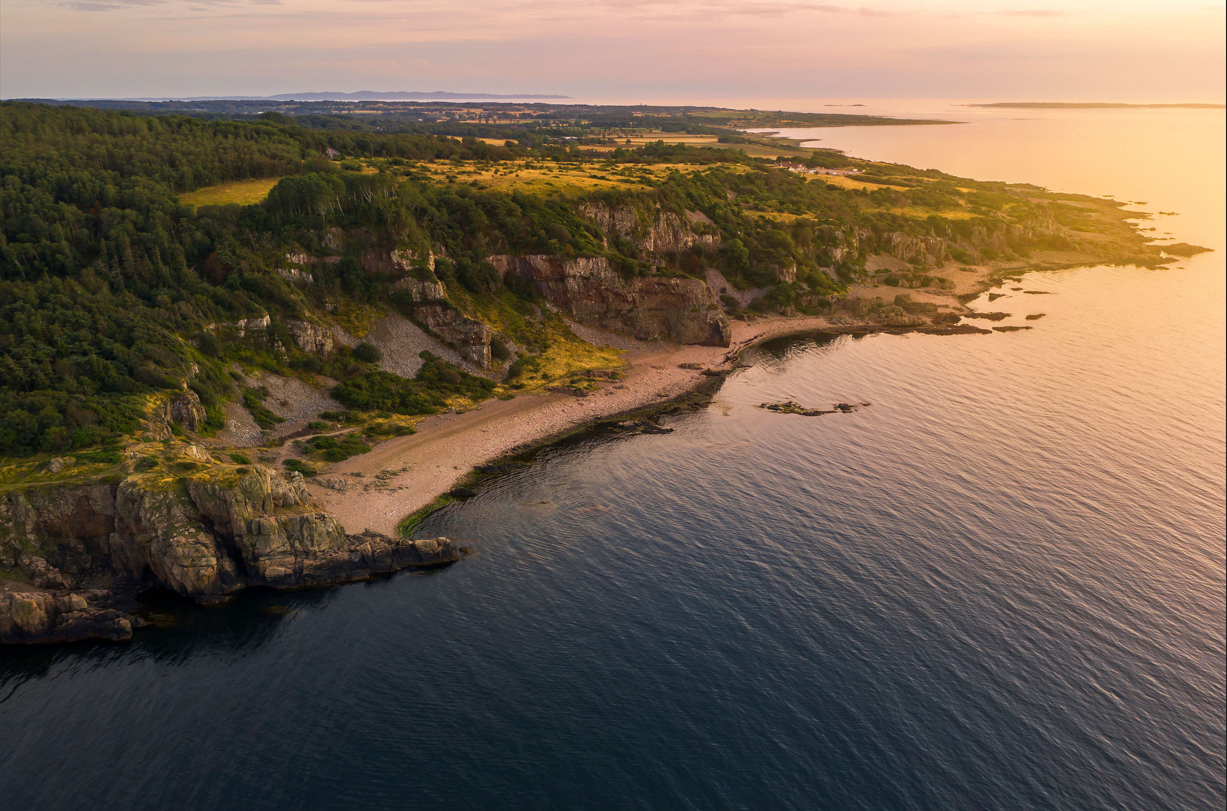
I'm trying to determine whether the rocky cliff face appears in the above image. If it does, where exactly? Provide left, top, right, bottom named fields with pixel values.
left=580, top=203, right=720, bottom=256
left=883, top=232, right=948, bottom=266
left=490, top=255, right=731, bottom=347
left=0, top=465, right=460, bottom=644
left=287, top=320, right=335, bottom=355
left=412, top=304, right=493, bottom=368
left=148, top=391, right=209, bottom=440
left=393, top=276, right=447, bottom=303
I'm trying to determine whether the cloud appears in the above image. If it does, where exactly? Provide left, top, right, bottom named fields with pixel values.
left=60, top=0, right=163, bottom=10
left=997, top=9, right=1066, bottom=17
left=59, top=0, right=279, bottom=10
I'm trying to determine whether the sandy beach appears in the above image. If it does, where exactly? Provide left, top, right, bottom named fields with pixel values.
left=308, top=314, right=842, bottom=535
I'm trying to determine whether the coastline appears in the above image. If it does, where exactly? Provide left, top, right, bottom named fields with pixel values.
left=307, top=250, right=1146, bottom=537
left=308, top=311, right=980, bottom=537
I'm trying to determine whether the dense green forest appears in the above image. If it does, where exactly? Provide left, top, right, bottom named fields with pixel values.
left=0, top=101, right=1082, bottom=458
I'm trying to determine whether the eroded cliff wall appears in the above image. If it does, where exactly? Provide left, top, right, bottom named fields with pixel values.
left=0, top=464, right=459, bottom=644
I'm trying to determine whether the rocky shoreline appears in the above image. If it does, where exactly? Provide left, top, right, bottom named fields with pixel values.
left=0, top=251, right=1165, bottom=647
left=1, top=464, right=461, bottom=645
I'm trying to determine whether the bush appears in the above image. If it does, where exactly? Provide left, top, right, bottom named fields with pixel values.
left=330, top=355, right=493, bottom=414
left=283, top=458, right=316, bottom=476
left=352, top=342, right=383, bottom=364
left=304, top=432, right=371, bottom=462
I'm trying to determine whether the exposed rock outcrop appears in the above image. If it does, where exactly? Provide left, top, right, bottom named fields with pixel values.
left=580, top=203, right=719, bottom=255
left=490, top=255, right=731, bottom=347
left=393, top=276, right=447, bottom=302
left=276, top=267, right=314, bottom=283
left=169, top=391, right=208, bottom=432
left=883, top=232, right=947, bottom=266
left=411, top=304, right=493, bottom=368
left=1, top=590, right=133, bottom=644
left=0, top=466, right=461, bottom=644
left=287, top=320, right=335, bottom=355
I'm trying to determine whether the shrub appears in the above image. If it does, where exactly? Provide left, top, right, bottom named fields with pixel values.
left=283, top=458, right=316, bottom=476
left=352, top=343, right=382, bottom=364
left=304, top=432, right=371, bottom=462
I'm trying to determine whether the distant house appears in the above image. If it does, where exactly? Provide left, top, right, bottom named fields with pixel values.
left=779, top=161, right=862, bottom=177
left=325, top=147, right=341, bottom=159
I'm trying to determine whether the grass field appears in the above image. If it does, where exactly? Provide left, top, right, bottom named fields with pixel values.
left=410, top=159, right=718, bottom=196
left=179, top=177, right=280, bottom=207
left=585, top=131, right=808, bottom=159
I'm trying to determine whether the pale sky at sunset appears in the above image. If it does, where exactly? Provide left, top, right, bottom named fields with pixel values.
left=2, top=0, right=1224, bottom=101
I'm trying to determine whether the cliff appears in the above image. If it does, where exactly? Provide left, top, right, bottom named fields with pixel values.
left=490, top=254, right=731, bottom=347
left=0, top=461, right=460, bottom=644
left=580, top=203, right=720, bottom=255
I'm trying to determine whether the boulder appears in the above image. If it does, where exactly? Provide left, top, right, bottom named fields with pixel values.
left=169, top=391, right=207, bottom=432
left=0, top=590, right=133, bottom=644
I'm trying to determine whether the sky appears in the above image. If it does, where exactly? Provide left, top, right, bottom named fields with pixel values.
left=1, top=0, right=1224, bottom=102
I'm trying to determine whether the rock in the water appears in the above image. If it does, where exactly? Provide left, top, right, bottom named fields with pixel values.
left=0, top=590, right=133, bottom=644
left=637, top=420, right=673, bottom=434
left=759, top=401, right=837, bottom=417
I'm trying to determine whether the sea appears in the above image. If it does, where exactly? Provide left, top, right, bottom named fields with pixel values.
left=1, top=100, right=1223, bottom=811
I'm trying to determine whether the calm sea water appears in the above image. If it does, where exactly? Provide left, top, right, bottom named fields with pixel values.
left=2, top=103, right=1224, bottom=811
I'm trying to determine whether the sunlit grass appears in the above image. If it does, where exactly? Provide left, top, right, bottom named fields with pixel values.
left=179, top=177, right=280, bottom=207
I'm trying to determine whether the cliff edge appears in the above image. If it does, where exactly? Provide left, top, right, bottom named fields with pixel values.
left=0, top=462, right=459, bottom=644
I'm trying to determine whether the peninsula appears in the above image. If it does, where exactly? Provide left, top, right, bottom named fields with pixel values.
left=0, top=100, right=1184, bottom=644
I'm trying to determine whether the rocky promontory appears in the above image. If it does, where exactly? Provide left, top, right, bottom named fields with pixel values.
left=0, top=460, right=460, bottom=645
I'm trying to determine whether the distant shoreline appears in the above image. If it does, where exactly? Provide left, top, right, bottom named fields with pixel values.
left=970, top=102, right=1225, bottom=110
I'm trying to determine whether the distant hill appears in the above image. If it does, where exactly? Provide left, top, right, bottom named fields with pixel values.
left=971, top=102, right=1225, bottom=109
left=266, top=91, right=571, bottom=101
left=26, top=91, right=572, bottom=102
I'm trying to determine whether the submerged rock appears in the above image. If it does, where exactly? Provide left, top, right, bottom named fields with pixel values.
left=760, top=401, right=836, bottom=417
left=759, top=400, right=871, bottom=417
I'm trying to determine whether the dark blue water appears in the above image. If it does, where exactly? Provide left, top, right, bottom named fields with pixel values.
left=2, top=107, right=1224, bottom=810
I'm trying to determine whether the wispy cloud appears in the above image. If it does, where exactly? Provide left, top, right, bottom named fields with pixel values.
left=997, top=9, right=1066, bottom=17
left=61, top=0, right=163, bottom=10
